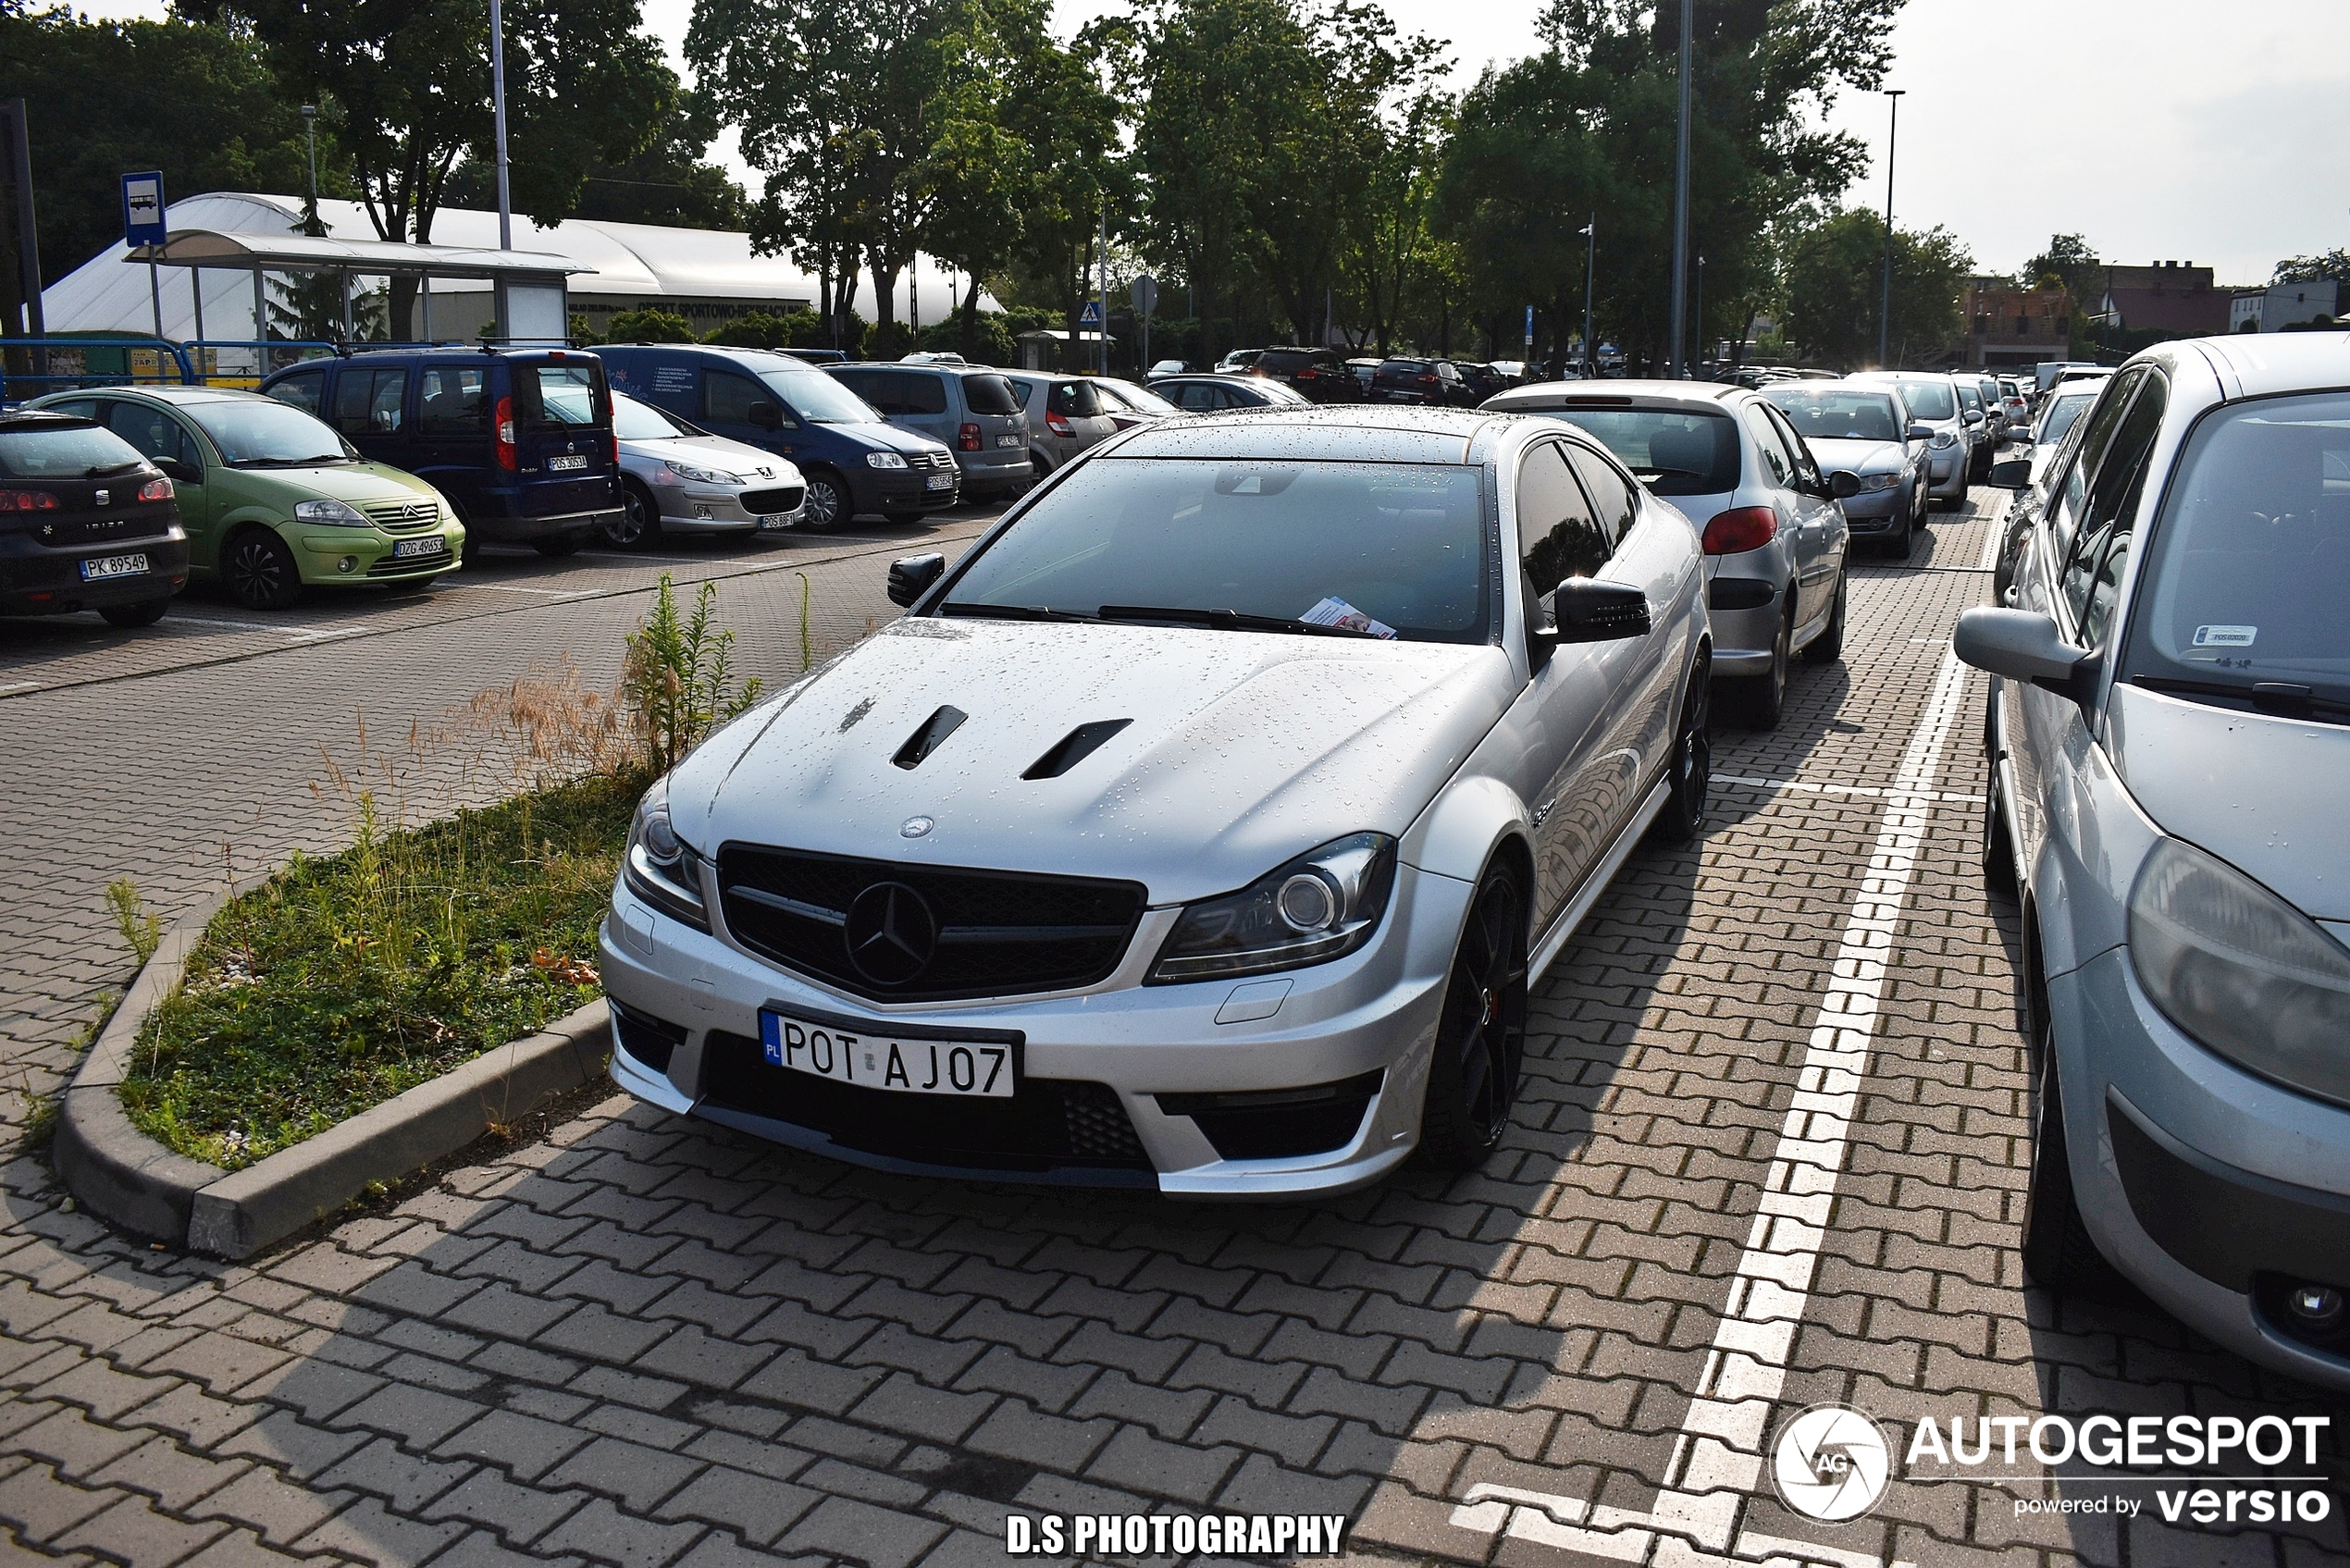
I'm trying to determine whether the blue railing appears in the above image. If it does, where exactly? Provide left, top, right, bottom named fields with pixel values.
left=0, top=337, right=195, bottom=403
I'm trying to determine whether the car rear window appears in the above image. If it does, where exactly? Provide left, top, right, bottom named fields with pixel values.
left=516, top=361, right=605, bottom=427
left=1890, top=378, right=1956, bottom=420
left=1046, top=381, right=1105, bottom=418
left=0, top=422, right=145, bottom=478
left=964, top=374, right=1020, bottom=416
left=1525, top=407, right=1741, bottom=497
left=1764, top=389, right=1901, bottom=443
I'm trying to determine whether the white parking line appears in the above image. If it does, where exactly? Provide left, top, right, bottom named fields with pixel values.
left=450, top=583, right=590, bottom=597
left=1447, top=650, right=1973, bottom=1567
left=0, top=680, right=38, bottom=696
left=1714, top=773, right=1985, bottom=806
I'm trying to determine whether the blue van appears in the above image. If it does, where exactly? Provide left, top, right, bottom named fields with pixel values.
left=595, top=344, right=959, bottom=529
left=261, top=348, right=622, bottom=555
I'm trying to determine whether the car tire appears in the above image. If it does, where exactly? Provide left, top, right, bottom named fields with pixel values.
left=1416, top=858, right=1529, bottom=1169
left=2020, top=963, right=2126, bottom=1297
left=1882, top=504, right=1913, bottom=560
left=1651, top=657, right=1712, bottom=844
left=603, top=483, right=661, bottom=549
left=800, top=469, right=849, bottom=532
left=1804, top=568, right=1847, bottom=663
left=222, top=528, right=303, bottom=611
left=1981, top=741, right=2017, bottom=895
left=533, top=532, right=587, bottom=558
left=97, top=597, right=171, bottom=628
left=1734, top=597, right=1793, bottom=729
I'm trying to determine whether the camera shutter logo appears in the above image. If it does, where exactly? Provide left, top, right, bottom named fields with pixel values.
left=1771, top=1404, right=1894, bottom=1523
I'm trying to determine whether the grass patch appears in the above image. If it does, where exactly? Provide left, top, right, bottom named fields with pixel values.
left=122, top=770, right=641, bottom=1169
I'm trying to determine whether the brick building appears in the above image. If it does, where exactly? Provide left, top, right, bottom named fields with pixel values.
left=2095, top=259, right=2231, bottom=336
left=1956, top=279, right=2072, bottom=369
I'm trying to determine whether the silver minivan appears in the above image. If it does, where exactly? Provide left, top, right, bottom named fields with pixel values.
left=1004, top=373, right=1119, bottom=478
left=1960, top=331, right=2350, bottom=1389
left=1484, top=379, right=1854, bottom=728
left=823, top=363, right=1033, bottom=503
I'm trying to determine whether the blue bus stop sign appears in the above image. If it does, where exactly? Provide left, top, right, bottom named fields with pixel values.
left=121, top=172, right=167, bottom=247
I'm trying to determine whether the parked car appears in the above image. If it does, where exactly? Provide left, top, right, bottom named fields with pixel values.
left=1456, top=364, right=1515, bottom=402
left=1488, top=362, right=1530, bottom=386
left=824, top=363, right=1031, bottom=504
left=1247, top=347, right=1363, bottom=404
left=606, top=393, right=804, bottom=549
left=261, top=348, right=615, bottom=559
left=598, top=344, right=959, bottom=528
left=1086, top=378, right=1179, bottom=430
left=1215, top=349, right=1263, bottom=374
left=1951, top=377, right=1996, bottom=479
left=0, top=410, right=190, bottom=625
left=1148, top=359, right=1189, bottom=377
left=1004, top=373, right=1119, bottom=477
left=1849, top=372, right=1971, bottom=509
left=1760, top=382, right=1932, bottom=557
left=39, top=385, right=461, bottom=610
left=1972, top=374, right=2011, bottom=448
left=780, top=348, right=849, bottom=365
left=1998, top=377, right=2031, bottom=428
left=1484, top=379, right=1852, bottom=726
left=1960, top=332, right=2350, bottom=1389
left=599, top=405, right=1713, bottom=1194
left=1346, top=357, right=1382, bottom=395
left=1145, top=375, right=1311, bottom=414
left=1369, top=357, right=1479, bottom=408
left=1985, top=376, right=2118, bottom=606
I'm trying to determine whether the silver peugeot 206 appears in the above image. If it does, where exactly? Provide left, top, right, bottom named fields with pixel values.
left=1960, top=331, right=2350, bottom=1387
left=600, top=406, right=1713, bottom=1196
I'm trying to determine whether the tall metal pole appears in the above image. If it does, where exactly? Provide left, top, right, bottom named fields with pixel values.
left=489, top=0, right=513, bottom=252
left=1097, top=194, right=1109, bottom=375
left=300, top=105, right=318, bottom=213
left=1692, top=253, right=1705, bottom=374
left=1581, top=216, right=1595, bottom=377
left=1666, top=0, right=1692, bottom=377
left=4, top=98, right=44, bottom=377
left=1877, top=89, right=1904, bottom=369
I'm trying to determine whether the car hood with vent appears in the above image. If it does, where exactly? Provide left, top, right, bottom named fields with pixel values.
left=671, top=618, right=1522, bottom=905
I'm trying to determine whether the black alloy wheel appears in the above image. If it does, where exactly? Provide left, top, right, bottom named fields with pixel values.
left=1804, top=569, right=1847, bottom=664
left=800, top=470, right=848, bottom=532
left=1884, top=500, right=1913, bottom=559
left=1417, top=860, right=1530, bottom=1167
left=603, top=483, right=659, bottom=549
left=97, top=597, right=170, bottom=628
left=1651, top=659, right=1713, bottom=844
left=224, top=529, right=303, bottom=611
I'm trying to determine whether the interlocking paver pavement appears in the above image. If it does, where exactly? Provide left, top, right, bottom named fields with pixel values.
left=3, top=493, right=2344, bottom=1567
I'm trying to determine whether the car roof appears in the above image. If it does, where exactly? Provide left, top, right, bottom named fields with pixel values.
left=1488, top=377, right=1744, bottom=412
left=71, top=383, right=270, bottom=407
left=1106, top=405, right=1506, bottom=465
left=2178, top=330, right=2350, bottom=400
left=0, top=408, right=99, bottom=428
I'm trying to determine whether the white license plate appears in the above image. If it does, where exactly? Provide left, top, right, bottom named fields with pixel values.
left=758, top=514, right=794, bottom=531
left=392, top=536, right=447, bottom=559
left=547, top=454, right=588, bottom=472
left=995, top=434, right=1023, bottom=449
left=759, top=1009, right=1015, bottom=1097
left=80, top=552, right=147, bottom=581
left=925, top=473, right=955, bottom=490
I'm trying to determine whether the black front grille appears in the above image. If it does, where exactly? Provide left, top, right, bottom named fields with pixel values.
left=366, top=549, right=451, bottom=577
left=909, top=450, right=956, bottom=474
left=700, top=1030, right=1150, bottom=1173
left=739, top=485, right=805, bottom=514
left=717, top=846, right=1144, bottom=1002
left=610, top=1000, right=686, bottom=1073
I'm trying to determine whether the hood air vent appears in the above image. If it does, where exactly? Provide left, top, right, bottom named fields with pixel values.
left=892, top=706, right=968, bottom=770
left=1022, top=719, right=1132, bottom=781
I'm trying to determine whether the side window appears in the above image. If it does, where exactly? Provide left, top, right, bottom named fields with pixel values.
left=1740, top=404, right=1793, bottom=488
left=703, top=370, right=769, bottom=425
left=43, top=399, right=99, bottom=418
left=332, top=368, right=407, bottom=434
left=1565, top=445, right=1639, bottom=546
left=2061, top=375, right=2167, bottom=642
left=1763, top=405, right=1823, bottom=490
left=268, top=370, right=326, bottom=414
left=2046, top=369, right=2143, bottom=566
left=902, top=374, right=948, bottom=415
left=417, top=366, right=486, bottom=432
left=1517, top=441, right=1610, bottom=599
left=105, top=401, right=194, bottom=467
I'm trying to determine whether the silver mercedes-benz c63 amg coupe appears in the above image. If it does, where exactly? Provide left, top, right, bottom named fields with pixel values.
left=599, top=406, right=1713, bottom=1196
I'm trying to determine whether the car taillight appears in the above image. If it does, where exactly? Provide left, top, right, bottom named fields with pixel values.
left=138, top=477, right=172, bottom=502
left=1702, top=506, right=1778, bottom=556
left=1419, top=374, right=1439, bottom=385
left=607, top=427, right=619, bottom=467
left=958, top=422, right=982, bottom=451
left=495, top=396, right=516, bottom=471
left=1046, top=414, right=1074, bottom=437
left=0, top=489, right=60, bottom=512
left=1295, top=367, right=1317, bottom=379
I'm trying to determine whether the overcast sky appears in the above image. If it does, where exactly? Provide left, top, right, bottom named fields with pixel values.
left=85, top=0, right=2350, bottom=282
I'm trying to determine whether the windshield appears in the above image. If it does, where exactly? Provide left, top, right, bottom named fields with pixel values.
left=1883, top=378, right=1956, bottom=420
left=1763, top=389, right=1900, bottom=444
left=765, top=366, right=881, bottom=424
left=185, top=400, right=349, bottom=465
left=1526, top=407, right=1739, bottom=496
left=1096, top=380, right=1177, bottom=415
left=2040, top=391, right=2095, bottom=447
left=942, top=458, right=1491, bottom=644
left=612, top=393, right=693, bottom=441
left=2121, top=391, right=2350, bottom=708
left=0, top=422, right=145, bottom=477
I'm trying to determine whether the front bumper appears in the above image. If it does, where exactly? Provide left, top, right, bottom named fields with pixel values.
left=597, top=857, right=1478, bottom=1196
left=650, top=481, right=804, bottom=535
left=0, top=527, right=190, bottom=615
left=856, top=468, right=961, bottom=514
left=2054, top=945, right=2350, bottom=1389
left=293, top=521, right=467, bottom=583
left=1838, top=480, right=1907, bottom=532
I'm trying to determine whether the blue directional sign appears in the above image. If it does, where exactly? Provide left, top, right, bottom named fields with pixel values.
left=1078, top=299, right=1103, bottom=330
left=121, top=171, right=167, bottom=247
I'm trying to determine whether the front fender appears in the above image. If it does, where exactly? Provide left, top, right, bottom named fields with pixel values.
left=1400, top=773, right=1530, bottom=888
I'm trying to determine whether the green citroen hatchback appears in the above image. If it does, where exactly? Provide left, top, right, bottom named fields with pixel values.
left=29, top=385, right=464, bottom=609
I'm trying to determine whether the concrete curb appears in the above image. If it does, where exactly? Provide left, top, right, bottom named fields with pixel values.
left=55, top=900, right=612, bottom=1259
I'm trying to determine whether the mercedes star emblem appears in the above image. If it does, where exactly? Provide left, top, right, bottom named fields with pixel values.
left=843, top=882, right=938, bottom=985
left=900, top=815, right=934, bottom=838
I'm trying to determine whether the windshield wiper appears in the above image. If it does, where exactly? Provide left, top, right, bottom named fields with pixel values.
left=1095, top=604, right=1382, bottom=639
left=232, top=455, right=348, bottom=468
left=2133, top=673, right=2350, bottom=723
left=936, top=601, right=1099, bottom=623
left=83, top=463, right=142, bottom=477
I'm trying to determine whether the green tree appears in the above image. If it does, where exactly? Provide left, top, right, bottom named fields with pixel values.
left=1782, top=206, right=1968, bottom=368
left=2272, top=249, right=2350, bottom=288
left=448, top=85, right=748, bottom=229
left=2023, top=232, right=2100, bottom=301
left=602, top=307, right=695, bottom=342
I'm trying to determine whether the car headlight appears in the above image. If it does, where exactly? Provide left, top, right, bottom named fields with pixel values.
left=1857, top=471, right=1900, bottom=492
left=663, top=458, right=741, bottom=486
left=1146, top=833, right=1397, bottom=983
left=293, top=498, right=370, bottom=526
left=623, top=776, right=710, bottom=932
left=1929, top=429, right=1956, bottom=450
left=867, top=451, right=909, bottom=470
left=2129, top=837, right=2350, bottom=1105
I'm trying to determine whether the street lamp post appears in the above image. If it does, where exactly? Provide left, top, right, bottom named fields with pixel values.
left=1580, top=216, right=1595, bottom=377
left=1692, top=253, right=1706, bottom=374
left=1666, top=0, right=1692, bottom=377
left=299, top=105, right=317, bottom=213
left=1877, top=88, right=1904, bottom=369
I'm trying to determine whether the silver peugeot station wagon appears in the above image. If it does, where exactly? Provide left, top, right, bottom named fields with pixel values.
left=600, top=406, right=1713, bottom=1197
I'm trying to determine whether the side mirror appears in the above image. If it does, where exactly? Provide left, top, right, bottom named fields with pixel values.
left=1963, top=408, right=1985, bottom=425
left=1987, top=458, right=2033, bottom=489
left=748, top=401, right=782, bottom=429
left=887, top=552, right=946, bottom=608
left=1827, top=469, right=1862, bottom=500
left=1906, top=423, right=1935, bottom=444
left=155, top=457, right=201, bottom=485
left=1536, top=577, right=1652, bottom=648
left=1953, top=608, right=2091, bottom=697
